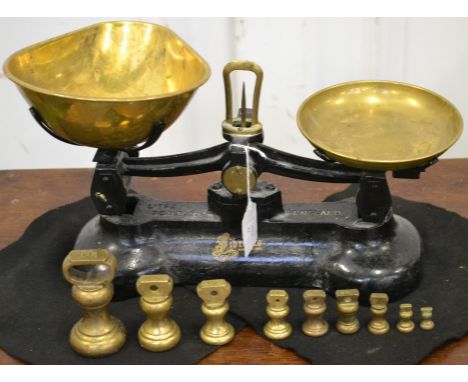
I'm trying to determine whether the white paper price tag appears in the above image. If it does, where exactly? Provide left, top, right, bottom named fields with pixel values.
left=241, top=145, right=258, bottom=257
left=242, top=199, right=258, bottom=257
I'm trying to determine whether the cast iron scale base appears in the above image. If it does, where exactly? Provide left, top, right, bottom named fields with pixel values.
left=72, top=139, right=430, bottom=301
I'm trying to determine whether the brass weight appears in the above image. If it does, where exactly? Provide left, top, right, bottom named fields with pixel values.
left=397, top=303, right=415, bottom=333
left=368, top=293, right=390, bottom=335
left=302, top=290, right=329, bottom=337
left=420, top=307, right=435, bottom=331
left=136, top=274, right=181, bottom=352
left=197, top=279, right=235, bottom=346
left=263, top=290, right=292, bottom=340
left=335, top=289, right=360, bottom=334
left=62, top=249, right=126, bottom=357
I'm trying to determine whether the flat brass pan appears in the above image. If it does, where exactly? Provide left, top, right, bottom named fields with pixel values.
left=297, top=81, right=463, bottom=171
left=3, top=21, right=210, bottom=149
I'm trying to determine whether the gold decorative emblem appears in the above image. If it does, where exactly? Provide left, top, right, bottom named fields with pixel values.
left=212, top=233, right=262, bottom=261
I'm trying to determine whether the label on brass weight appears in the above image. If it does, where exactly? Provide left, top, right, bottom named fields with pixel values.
left=74, top=252, right=100, bottom=260
left=212, top=233, right=263, bottom=262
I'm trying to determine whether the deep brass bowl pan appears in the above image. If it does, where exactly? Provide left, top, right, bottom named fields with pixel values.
left=297, top=81, right=463, bottom=171
left=3, top=21, right=211, bottom=149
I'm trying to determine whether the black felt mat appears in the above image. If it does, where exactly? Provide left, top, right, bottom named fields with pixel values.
left=1, top=187, right=468, bottom=364
left=0, top=198, right=244, bottom=364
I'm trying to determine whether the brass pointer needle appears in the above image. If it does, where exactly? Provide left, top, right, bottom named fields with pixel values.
left=241, top=81, right=247, bottom=128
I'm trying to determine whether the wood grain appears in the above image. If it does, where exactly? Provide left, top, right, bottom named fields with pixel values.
left=0, top=159, right=467, bottom=364
left=199, top=327, right=309, bottom=365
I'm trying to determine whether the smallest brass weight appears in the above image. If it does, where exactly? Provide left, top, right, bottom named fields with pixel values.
left=302, top=290, right=329, bottom=337
left=62, top=249, right=126, bottom=357
left=336, top=289, right=360, bottom=334
left=136, top=274, right=181, bottom=352
left=368, top=293, right=390, bottom=335
left=197, top=279, right=235, bottom=346
left=397, top=303, right=415, bottom=333
left=420, top=307, right=435, bottom=331
left=263, top=290, right=292, bottom=340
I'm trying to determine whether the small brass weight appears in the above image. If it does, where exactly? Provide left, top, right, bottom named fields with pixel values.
left=264, top=290, right=292, bottom=340
left=62, top=249, right=126, bottom=357
left=397, top=303, right=415, bottom=333
left=368, top=293, right=390, bottom=335
left=420, top=307, right=435, bottom=331
left=336, top=289, right=360, bottom=334
left=136, top=274, right=181, bottom=352
left=197, top=279, right=235, bottom=345
left=302, top=290, right=328, bottom=337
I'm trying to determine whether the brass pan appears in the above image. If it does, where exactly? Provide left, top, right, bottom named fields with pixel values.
left=3, top=21, right=211, bottom=149
left=297, top=80, right=463, bottom=171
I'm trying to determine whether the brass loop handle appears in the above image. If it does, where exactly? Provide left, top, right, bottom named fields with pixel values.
left=223, top=60, right=263, bottom=125
left=62, top=249, right=117, bottom=286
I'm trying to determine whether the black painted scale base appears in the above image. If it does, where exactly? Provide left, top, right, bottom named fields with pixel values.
left=75, top=172, right=423, bottom=301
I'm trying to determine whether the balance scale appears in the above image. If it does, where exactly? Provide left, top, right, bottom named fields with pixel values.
left=4, top=21, right=463, bottom=300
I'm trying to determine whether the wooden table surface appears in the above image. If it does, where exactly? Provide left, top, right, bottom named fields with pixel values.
left=1, top=159, right=468, bottom=364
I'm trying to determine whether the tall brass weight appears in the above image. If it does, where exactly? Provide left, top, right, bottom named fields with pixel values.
left=197, top=279, right=235, bottom=346
left=335, top=289, right=360, bottom=334
left=137, top=274, right=181, bottom=352
left=263, top=290, right=292, bottom=340
left=368, top=293, right=390, bottom=335
left=302, top=290, right=328, bottom=337
left=62, top=249, right=126, bottom=357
